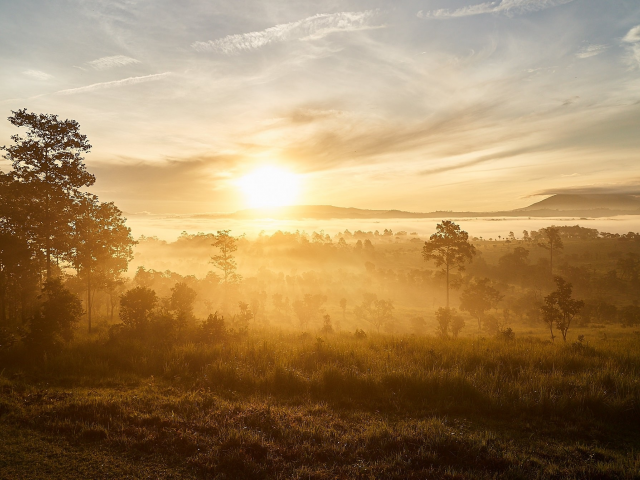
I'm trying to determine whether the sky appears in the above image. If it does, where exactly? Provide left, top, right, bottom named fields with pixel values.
left=1, top=0, right=640, bottom=214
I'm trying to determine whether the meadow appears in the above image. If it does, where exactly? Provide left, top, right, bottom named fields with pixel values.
left=1, top=325, right=639, bottom=479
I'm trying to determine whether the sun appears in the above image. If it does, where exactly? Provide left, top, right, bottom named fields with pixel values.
left=238, top=166, right=301, bottom=208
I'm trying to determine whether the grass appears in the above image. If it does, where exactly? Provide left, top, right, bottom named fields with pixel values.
left=1, top=329, right=640, bottom=479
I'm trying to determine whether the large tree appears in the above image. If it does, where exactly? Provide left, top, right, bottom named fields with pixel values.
left=70, top=195, right=136, bottom=332
left=422, top=221, right=476, bottom=307
left=1, top=109, right=94, bottom=279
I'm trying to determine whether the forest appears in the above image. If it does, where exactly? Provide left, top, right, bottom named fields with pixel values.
left=1, top=111, right=640, bottom=479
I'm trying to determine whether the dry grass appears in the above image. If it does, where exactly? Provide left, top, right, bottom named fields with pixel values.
left=1, top=330, right=639, bottom=479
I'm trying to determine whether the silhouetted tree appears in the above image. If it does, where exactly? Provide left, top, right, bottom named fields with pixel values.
left=119, top=287, right=157, bottom=333
left=321, top=314, right=334, bottom=334
left=235, top=301, right=252, bottom=333
left=498, top=246, right=529, bottom=281
left=423, top=221, right=476, bottom=307
left=541, top=276, right=584, bottom=342
left=1, top=109, right=94, bottom=279
left=211, top=230, right=241, bottom=284
left=71, top=195, right=135, bottom=332
left=435, top=307, right=452, bottom=338
left=538, top=227, right=563, bottom=276
left=201, top=312, right=226, bottom=343
left=0, top=175, right=40, bottom=324
left=24, top=279, right=83, bottom=352
left=170, top=282, right=197, bottom=331
left=617, top=253, right=640, bottom=282
left=459, top=278, right=503, bottom=331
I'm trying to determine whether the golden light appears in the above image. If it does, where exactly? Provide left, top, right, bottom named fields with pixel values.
left=238, top=166, right=301, bottom=208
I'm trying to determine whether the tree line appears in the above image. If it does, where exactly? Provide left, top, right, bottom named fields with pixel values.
left=0, top=109, right=135, bottom=350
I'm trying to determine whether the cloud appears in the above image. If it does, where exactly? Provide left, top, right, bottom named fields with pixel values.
left=86, top=55, right=141, bottom=70
left=23, top=69, right=53, bottom=80
left=623, top=25, right=640, bottom=44
left=533, top=181, right=640, bottom=196
left=576, top=44, right=607, bottom=59
left=623, top=25, right=640, bottom=68
left=90, top=154, right=241, bottom=213
left=192, top=11, right=382, bottom=54
left=419, top=147, right=539, bottom=176
left=55, top=73, right=171, bottom=95
left=418, top=0, right=575, bottom=19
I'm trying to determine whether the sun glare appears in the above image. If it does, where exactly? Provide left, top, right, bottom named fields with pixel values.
left=238, top=166, right=300, bottom=208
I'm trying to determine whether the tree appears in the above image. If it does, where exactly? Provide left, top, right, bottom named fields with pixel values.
left=170, top=282, right=197, bottom=331
left=339, top=297, right=347, bottom=330
left=211, top=230, right=241, bottom=284
left=292, top=294, right=327, bottom=330
left=70, top=195, right=135, bottom=332
left=119, top=287, right=157, bottom=332
left=423, top=221, right=476, bottom=307
left=1, top=109, right=95, bottom=279
left=617, top=253, right=640, bottom=282
left=235, top=301, right=252, bottom=333
left=321, top=314, right=334, bottom=334
left=0, top=174, right=40, bottom=324
left=434, top=307, right=464, bottom=339
left=459, top=277, right=503, bottom=331
left=538, top=227, right=563, bottom=277
left=541, top=276, right=584, bottom=342
left=353, top=293, right=394, bottom=333
left=201, top=312, right=226, bottom=343
left=24, top=279, right=83, bottom=351
left=498, top=247, right=529, bottom=281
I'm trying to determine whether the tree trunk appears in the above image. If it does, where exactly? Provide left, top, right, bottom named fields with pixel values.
left=87, top=270, right=92, bottom=333
left=446, top=263, right=450, bottom=308
left=46, top=240, right=51, bottom=280
left=0, top=283, right=5, bottom=324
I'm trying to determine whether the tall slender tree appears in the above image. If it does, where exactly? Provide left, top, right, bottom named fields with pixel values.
left=210, top=230, right=242, bottom=284
left=422, top=221, right=476, bottom=307
left=538, top=227, right=563, bottom=277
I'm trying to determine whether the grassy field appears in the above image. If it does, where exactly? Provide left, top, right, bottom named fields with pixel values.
left=1, top=327, right=640, bottom=479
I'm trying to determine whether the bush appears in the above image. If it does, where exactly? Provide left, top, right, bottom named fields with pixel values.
left=354, top=329, right=367, bottom=339
left=200, top=312, right=226, bottom=343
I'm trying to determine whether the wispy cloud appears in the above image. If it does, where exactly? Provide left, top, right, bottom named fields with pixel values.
left=86, top=55, right=141, bottom=70
left=55, top=73, right=171, bottom=95
left=418, top=0, right=575, bottom=19
left=192, top=11, right=382, bottom=54
left=623, top=25, right=640, bottom=68
left=23, top=69, right=53, bottom=80
left=533, top=181, right=640, bottom=196
left=576, top=44, right=607, bottom=59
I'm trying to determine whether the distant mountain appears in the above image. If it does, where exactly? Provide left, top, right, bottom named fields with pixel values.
left=187, top=194, right=640, bottom=220
left=518, top=194, right=640, bottom=212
